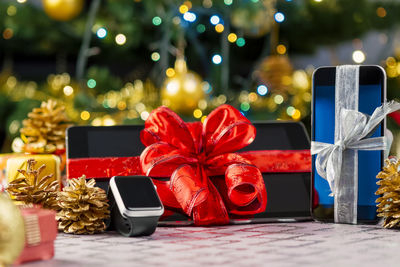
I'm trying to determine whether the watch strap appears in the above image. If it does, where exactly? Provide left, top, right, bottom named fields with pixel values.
left=112, top=205, right=159, bottom=237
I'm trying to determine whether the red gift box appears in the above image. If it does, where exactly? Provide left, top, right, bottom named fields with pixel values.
left=14, top=205, right=57, bottom=265
left=68, top=105, right=311, bottom=226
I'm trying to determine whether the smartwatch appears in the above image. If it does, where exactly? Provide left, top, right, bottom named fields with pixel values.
left=108, top=176, right=164, bottom=237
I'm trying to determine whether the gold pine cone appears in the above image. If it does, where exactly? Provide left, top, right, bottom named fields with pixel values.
left=7, top=158, right=59, bottom=210
left=20, top=99, right=71, bottom=154
left=376, top=157, right=400, bottom=228
left=57, top=176, right=110, bottom=235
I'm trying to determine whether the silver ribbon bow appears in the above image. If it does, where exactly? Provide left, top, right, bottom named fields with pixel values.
left=311, top=65, right=400, bottom=224
left=312, top=101, right=400, bottom=196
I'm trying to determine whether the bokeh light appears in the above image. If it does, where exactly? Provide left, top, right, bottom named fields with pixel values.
left=212, top=54, right=222, bottom=64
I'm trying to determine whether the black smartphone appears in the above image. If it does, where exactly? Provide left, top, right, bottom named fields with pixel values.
left=311, top=65, right=386, bottom=223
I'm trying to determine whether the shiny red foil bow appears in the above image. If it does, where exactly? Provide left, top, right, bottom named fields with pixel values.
left=140, top=104, right=267, bottom=225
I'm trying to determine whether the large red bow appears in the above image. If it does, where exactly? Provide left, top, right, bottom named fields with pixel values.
left=140, top=104, right=267, bottom=225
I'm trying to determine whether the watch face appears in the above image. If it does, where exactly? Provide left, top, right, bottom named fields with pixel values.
left=114, top=176, right=162, bottom=210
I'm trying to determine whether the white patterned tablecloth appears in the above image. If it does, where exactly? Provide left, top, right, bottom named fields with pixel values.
left=20, top=222, right=400, bottom=267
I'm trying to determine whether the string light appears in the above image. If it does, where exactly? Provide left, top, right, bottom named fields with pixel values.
left=386, top=57, right=396, bottom=67
left=179, top=5, right=189, bottom=14
left=80, top=111, right=90, bottom=121
left=3, top=28, right=13, bottom=40
left=140, top=111, right=150, bottom=121
left=166, top=68, right=175, bottom=77
left=228, top=33, right=237, bottom=43
left=198, top=99, right=207, bottom=110
left=151, top=52, right=160, bottom=61
left=274, top=94, right=284, bottom=104
left=173, top=16, right=181, bottom=25
left=215, top=24, right=224, bottom=33
left=212, top=54, right=222, bottom=64
left=96, top=28, right=107, bottom=38
left=103, top=116, right=116, bottom=126
left=203, top=0, right=212, bottom=8
left=240, top=102, right=250, bottom=112
left=63, top=85, right=74, bottom=96
left=152, top=16, right=162, bottom=26
left=248, top=92, right=258, bottom=102
left=224, top=0, right=233, bottom=5
left=17, top=0, right=26, bottom=3
left=115, top=34, right=126, bottom=45
left=166, top=80, right=179, bottom=95
left=201, top=115, right=207, bottom=123
left=193, top=109, right=202, bottom=118
left=376, top=7, right=386, bottom=18
left=274, top=12, right=285, bottom=23
left=236, top=37, right=245, bottom=47
left=183, top=12, right=197, bottom=22
left=7, top=5, right=17, bottom=16
left=92, top=118, right=102, bottom=126
left=276, top=44, right=287, bottom=55
left=286, top=106, right=295, bottom=116
left=352, top=50, right=365, bottom=63
left=87, top=79, right=96, bottom=88
left=202, top=81, right=212, bottom=93
left=210, top=15, right=220, bottom=25
left=292, top=109, right=301, bottom=120
left=218, top=94, right=227, bottom=104
left=257, top=85, right=268, bottom=96
left=197, top=24, right=206, bottom=33
left=184, top=1, right=192, bottom=9
left=117, top=101, right=127, bottom=110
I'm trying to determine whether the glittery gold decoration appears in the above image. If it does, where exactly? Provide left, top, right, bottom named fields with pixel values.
left=376, top=157, right=400, bottom=228
left=6, top=158, right=59, bottom=210
left=256, top=55, right=293, bottom=94
left=57, top=176, right=110, bottom=234
left=0, top=194, right=25, bottom=266
left=20, top=99, right=70, bottom=154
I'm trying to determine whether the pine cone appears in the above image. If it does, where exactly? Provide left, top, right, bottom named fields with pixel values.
left=376, top=157, right=400, bottom=228
left=57, top=176, right=110, bottom=234
left=6, top=158, right=59, bottom=210
left=20, top=99, right=70, bottom=154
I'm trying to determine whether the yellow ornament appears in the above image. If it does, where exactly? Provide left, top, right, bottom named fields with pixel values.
left=231, top=0, right=276, bottom=38
left=256, top=55, right=293, bottom=94
left=0, top=194, right=25, bottom=266
left=42, top=0, right=83, bottom=21
left=161, top=58, right=205, bottom=114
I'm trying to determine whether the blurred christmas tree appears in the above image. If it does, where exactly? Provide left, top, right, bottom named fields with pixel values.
left=0, top=0, right=399, bottom=152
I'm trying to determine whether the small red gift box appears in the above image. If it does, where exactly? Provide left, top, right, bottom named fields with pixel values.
left=14, top=205, right=57, bottom=265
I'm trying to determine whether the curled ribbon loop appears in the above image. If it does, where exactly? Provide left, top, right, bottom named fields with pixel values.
left=140, top=105, right=267, bottom=225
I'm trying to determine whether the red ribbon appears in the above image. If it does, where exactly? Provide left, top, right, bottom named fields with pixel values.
left=139, top=105, right=268, bottom=225
left=67, top=105, right=312, bottom=226
left=67, top=151, right=310, bottom=178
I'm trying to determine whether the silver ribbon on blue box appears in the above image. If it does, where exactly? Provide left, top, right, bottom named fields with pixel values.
left=311, top=65, right=400, bottom=224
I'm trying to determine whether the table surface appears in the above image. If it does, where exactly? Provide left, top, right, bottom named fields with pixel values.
left=21, top=221, right=400, bottom=267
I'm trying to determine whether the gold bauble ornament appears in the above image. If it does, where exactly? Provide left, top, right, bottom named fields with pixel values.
left=42, top=0, right=84, bottom=21
left=256, top=55, right=293, bottom=94
left=161, top=58, right=205, bottom=114
left=0, top=194, right=25, bottom=266
left=231, top=0, right=276, bottom=38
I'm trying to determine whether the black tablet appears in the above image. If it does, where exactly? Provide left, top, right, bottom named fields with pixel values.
left=67, top=121, right=311, bottom=223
